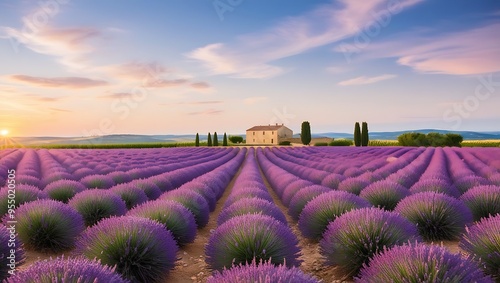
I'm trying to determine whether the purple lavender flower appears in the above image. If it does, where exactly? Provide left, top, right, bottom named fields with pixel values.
left=288, top=185, right=331, bottom=221
left=71, top=167, right=95, bottom=180
left=180, top=181, right=218, bottom=211
left=106, top=171, right=132, bottom=184
left=395, top=192, right=473, bottom=241
left=131, top=179, right=162, bottom=200
left=43, top=179, right=86, bottom=203
left=460, top=185, right=500, bottom=221
left=74, top=216, right=178, bottom=283
left=6, top=257, right=129, bottom=283
left=410, top=178, right=461, bottom=198
left=320, top=173, right=346, bottom=189
left=69, top=189, right=127, bottom=226
left=0, top=225, right=25, bottom=281
left=161, top=189, right=210, bottom=228
left=218, top=198, right=287, bottom=226
left=7, top=199, right=84, bottom=252
left=281, top=179, right=315, bottom=206
left=127, top=199, right=197, bottom=246
left=338, top=178, right=370, bottom=195
left=80, top=174, right=116, bottom=189
left=110, top=184, right=149, bottom=210
left=207, top=259, right=320, bottom=283
left=224, top=187, right=274, bottom=209
left=14, top=174, right=40, bottom=187
left=206, top=214, right=302, bottom=271
left=359, top=180, right=410, bottom=210
left=298, top=190, right=370, bottom=240
left=454, top=175, right=491, bottom=194
left=460, top=214, right=500, bottom=280
left=0, top=184, right=48, bottom=217
left=356, top=242, right=493, bottom=283
left=320, top=207, right=421, bottom=277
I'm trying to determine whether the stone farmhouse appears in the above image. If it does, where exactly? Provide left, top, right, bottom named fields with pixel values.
left=246, top=124, right=293, bottom=145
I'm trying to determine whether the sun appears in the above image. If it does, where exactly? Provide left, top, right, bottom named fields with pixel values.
left=0, top=130, right=8, bottom=136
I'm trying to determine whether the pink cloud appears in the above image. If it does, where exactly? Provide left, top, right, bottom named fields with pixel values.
left=362, top=23, right=500, bottom=75
left=338, top=74, right=396, bottom=86
left=187, top=0, right=423, bottom=78
left=190, top=82, right=211, bottom=89
left=10, top=75, right=108, bottom=89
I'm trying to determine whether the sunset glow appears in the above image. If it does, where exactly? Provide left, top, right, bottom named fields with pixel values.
left=0, top=1, right=499, bottom=137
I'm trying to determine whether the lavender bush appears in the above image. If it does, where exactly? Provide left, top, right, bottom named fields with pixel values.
left=0, top=184, right=47, bottom=217
left=217, top=198, right=287, bottom=226
left=161, top=189, right=210, bottom=228
left=356, top=242, right=493, bottom=283
left=206, top=214, right=301, bottom=271
left=298, top=190, right=370, bottom=240
left=44, top=180, right=86, bottom=203
left=395, top=192, right=473, bottom=241
left=80, top=174, right=116, bottom=189
left=288, top=185, right=330, bottom=221
left=110, top=184, right=149, bottom=210
left=6, top=257, right=129, bottom=283
left=9, top=199, right=84, bottom=252
left=69, top=190, right=127, bottom=227
left=319, top=207, right=420, bottom=277
left=359, top=180, right=410, bottom=210
left=127, top=200, right=197, bottom=246
left=460, top=185, right=500, bottom=221
left=75, top=216, right=178, bottom=283
left=460, top=214, right=500, bottom=280
left=206, top=260, right=319, bottom=283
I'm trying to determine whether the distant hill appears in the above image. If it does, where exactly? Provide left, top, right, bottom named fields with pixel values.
left=7, top=129, right=500, bottom=146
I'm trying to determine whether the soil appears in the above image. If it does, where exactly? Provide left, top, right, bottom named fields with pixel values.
left=17, top=165, right=464, bottom=283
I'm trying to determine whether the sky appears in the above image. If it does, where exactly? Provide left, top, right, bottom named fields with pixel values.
left=0, top=0, right=499, bottom=137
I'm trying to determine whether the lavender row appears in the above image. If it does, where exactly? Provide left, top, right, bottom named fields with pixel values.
left=205, top=148, right=316, bottom=282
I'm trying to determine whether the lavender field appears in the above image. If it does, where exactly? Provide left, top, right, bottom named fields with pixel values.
left=1, top=146, right=500, bottom=282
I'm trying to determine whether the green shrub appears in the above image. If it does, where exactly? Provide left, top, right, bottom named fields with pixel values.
left=329, top=139, right=353, bottom=146
left=279, top=141, right=291, bottom=146
left=228, top=136, right=243, bottom=143
left=397, top=132, right=463, bottom=147
left=314, top=142, right=328, bottom=146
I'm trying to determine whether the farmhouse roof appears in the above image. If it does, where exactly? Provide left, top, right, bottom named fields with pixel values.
left=246, top=124, right=289, bottom=131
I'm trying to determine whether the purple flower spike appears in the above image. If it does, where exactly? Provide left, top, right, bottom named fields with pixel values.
left=288, top=185, right=330, bottom=221
left=298, top=190, right=370, bottom=240
left=6, top=199, right=84, bottom=252
left=460, top=185, right=500, bottom=221
left=127, top=200, right=197, bottom=246
left=80, top=174, right=116, bottom=189
left=206, top=214, right=302, bottom=271
left=320, top=207, right=420, bottom=277
left=395, top=192, right=473, bottom=241
left=218, top=198, right=287, bottom=226
left=161, top=189, right=210, bottom=228
left=460, top=214, right=500, bottom=279
left=44, top=179, right=86, bottom=203
left=69, top=189, right=127, bottom=227
left=207, top=259, right=320, bottom=283
left=7, top=257, right=129, bottom=283
left=356, top=242, right=493, bottom=283
left=359, top=180, right=410, bottom=210
left=75, top=216, right=178, bottom=283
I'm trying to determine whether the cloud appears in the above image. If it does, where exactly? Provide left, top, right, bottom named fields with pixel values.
left=190, top=82, right=211, bottom=89
left=104, top=62, right=169, bottom=81
left=244, top=96, right=269, bottom=105
left=143, top=79, right=188, bottom=88
left=49, top=107, right=71, bottom=113
left=99, top=93, right=134, bottom=99
left=10, top=75, right=108, bottom=88
left=360, top=23, right=500, bottom=75
left=24, top=94, right=62, bottom=102
left=187, top=109, right=224, bottom=116
left=1, top=24, right=103, bottom=69
left=338, top=74, right=396, bottom=86
left=187, top=0, right=423, bottom=78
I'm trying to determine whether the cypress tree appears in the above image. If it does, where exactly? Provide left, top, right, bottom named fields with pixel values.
left=354, top=122, right=361, bottom=147
left=222, top=132, right=228, bottom=146
left=195, top=133, right=200, bottom=147
left=361, top=122, right=369, bottom=146
left=301, top=121, right=312, bottom=145
left=207, top=133, right=212, bottom=147
left=213, top=132, right=219, bottom=146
